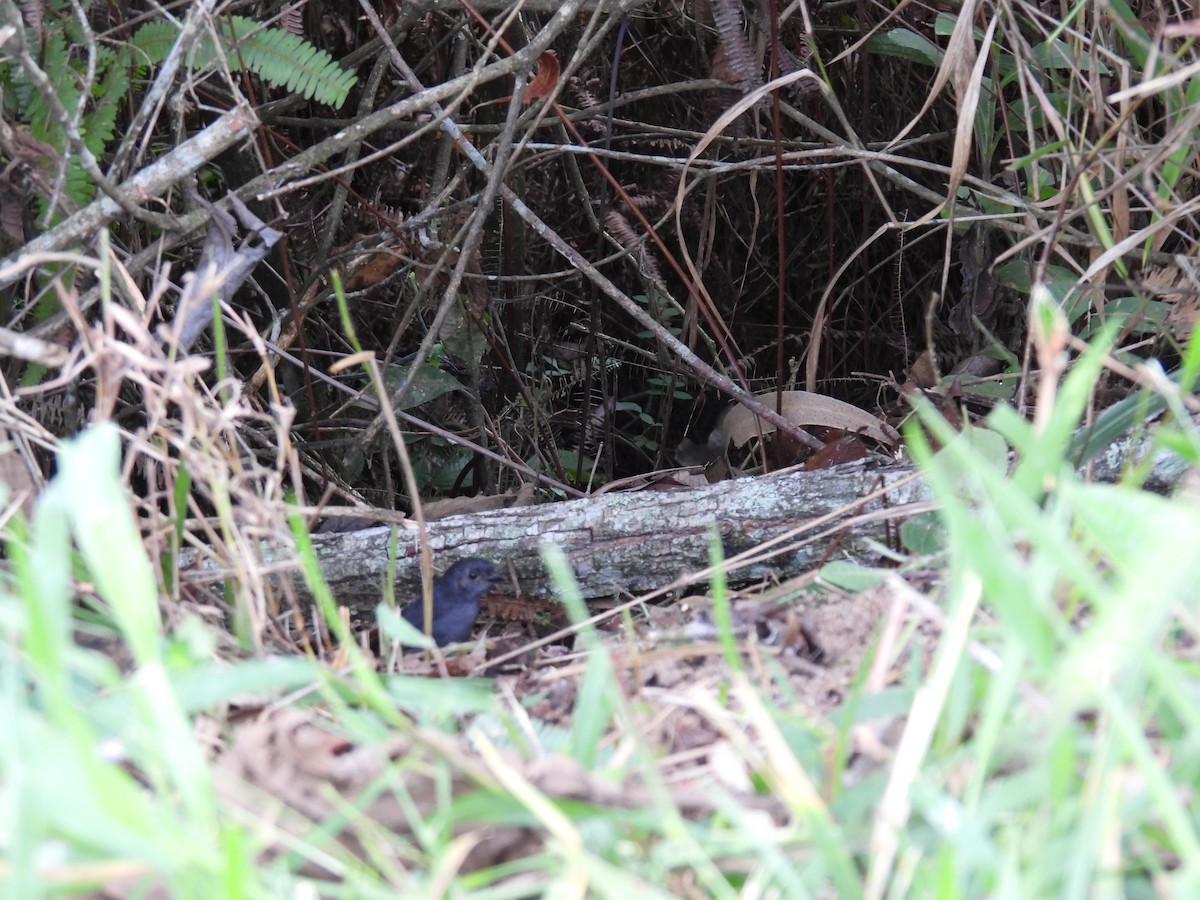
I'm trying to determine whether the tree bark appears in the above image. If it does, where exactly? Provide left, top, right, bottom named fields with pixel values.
left=180, top=431, right=1190, bottom=614
left=187, top=461, right=932, bottom=613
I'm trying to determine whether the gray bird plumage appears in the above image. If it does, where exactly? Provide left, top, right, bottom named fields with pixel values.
left=401, top=557, right=502, bottom=646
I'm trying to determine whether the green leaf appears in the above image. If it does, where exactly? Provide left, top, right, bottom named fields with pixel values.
left=995, top=261, right=1088, bottom=322
left=381, top=362, right=464, bottom=410
left=385, top=674, right=497, bottom=716
left=130, top=21, right=180, bottom=64
left=54, top=425, right=161, bottom=662
left=1076, top=297, right=1169, bottom=339
left=901, top=511, right=947, bottom=555
left=819, top=560, right=888, bottom=592
left=377, top=603, right=435, bottom=649
left=132, top=15, right=358, bottom=108
left=224, top=17, right=358, bottom=107
left=866, top=29, right=944, bottom=67
left=1030, top=39, right=1111, bottom=73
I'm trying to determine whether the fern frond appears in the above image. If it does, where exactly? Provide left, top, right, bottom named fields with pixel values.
left=18, top=33, right=80, bottom=186
left=712, top=0, right=761, bottom=89
left=130, top=22, right=182, bottom=65
left=19, top=0, right=45, bottom=34
left=132, top=15, right=357, bottom=108
left=81, top=51, right=129, bottom=157
left=223, top=16, right=357, bottom=108
left=64, top=162, right=92, bottom=208
left=279, top=2, right=306, bottom=36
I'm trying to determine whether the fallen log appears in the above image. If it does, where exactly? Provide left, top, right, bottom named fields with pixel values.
left=186, top=460, right=931, bottom=613
left=180, top=422, right=1191, bottom=614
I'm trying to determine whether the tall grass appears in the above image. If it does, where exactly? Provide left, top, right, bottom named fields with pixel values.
left=3, top=320, right=1200, bottom=894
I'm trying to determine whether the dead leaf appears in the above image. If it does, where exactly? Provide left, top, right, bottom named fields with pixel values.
left=342, top=244, right=408, bottom=291
left=0, top=426, right=39, bottom=516
left=948, top=353, right=1002, bottom=379
left=1150, top=263, right=1200, bottom=341
left=217, top=709, right=414, bottom=828
left=723, top=390, right=898, bottom=449
left=524, top=51, right=560, bottom=103
left=710, top=44, right=743, bottom=86
left=592, top=468, right=712, bottom=493
left=799, top=432, right=871, bottom=469
left=905, top=350, right=941, bottom=390
left=0, top=123, right=66, bottom=241
left=214, top=707, right=784, bottom=882
left=423, top=483, right=537, bottom=521
left=172, top=192, right=283, bottom=351
left=0, top=176, right=26, bottom=244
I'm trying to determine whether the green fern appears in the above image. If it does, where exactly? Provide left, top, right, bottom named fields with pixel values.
left=86, top=50, right=129, bottom=155
left=22, top=31, right=76, bottom=147
left=127, top=22, right=179, bottom=66
left=221, top=17, right=358, bottom=107
left=132, top=16, right=357, bottom=108
left=0, top=10, right=357, bottom=221
left=11, top=29, right=99, bottom=209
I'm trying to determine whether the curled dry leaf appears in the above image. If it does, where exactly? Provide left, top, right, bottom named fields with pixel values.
left=1149, top=262, right=1200, bottom=341
left=605, top=209, right=664, bottom=282
left=592, top=468, right=712, bottom=494
left=723, top=390, right=899, bottom=449
left=172, top=192, right=283, bottom=351
left=710, top=0, right=760, bottom=88
left=904, top=349, right=941, bottom=391
left=341, top=242, right=408, bottom=291
left=524, top=51, right=560, bottom=103
left=0, top=123, right=63, bottom=242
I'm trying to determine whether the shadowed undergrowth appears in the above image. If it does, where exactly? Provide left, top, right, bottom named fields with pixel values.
left=3, top=0, right=1200, bottom=895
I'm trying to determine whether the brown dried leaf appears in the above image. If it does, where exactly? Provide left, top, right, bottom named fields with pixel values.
left=19, top=0, right=44, bottom=29
left=948, top=353, right=1003, bottom=379
left=342, top=244, right=407, bottom=291
left=799, top=432, right=871, bottom=470
left=1, top=123, right=59, bottom=173
left=423, top=483, right=536, bottom=521
left=524, top=51, right=560, bottom=103
left=709, top=44, right=742, bottom=86
left=0, top=123, right=62, bottom=243
left=944, top=14, right=995, bottom=210
left=711, top=0, right=760, bottom=88
left=1148, top=263, right=1200, bottom=341
left=723, top=390, right=898, bottom=448
left=605, top=210, right=663, bottom=283
left=215, top=707, right=784, bottom=881
left=279, top=0, right=305, bottom=35
left=592, top=469, right=702, bottom=493
left=217, top=709, right=417, bottom=830
left=0, top=177, right=25, bottom=244
left=905, top=350, right=941, bottom=390
left=0, top=426, right=39, bottom=515
left=486, top=591, right=568, bottom=631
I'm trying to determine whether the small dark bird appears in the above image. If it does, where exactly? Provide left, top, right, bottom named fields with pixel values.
left=401, top=557, right=502, bottom=646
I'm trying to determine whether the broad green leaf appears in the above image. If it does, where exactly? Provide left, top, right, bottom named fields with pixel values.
left=866, top=28, right=944, bottom=67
